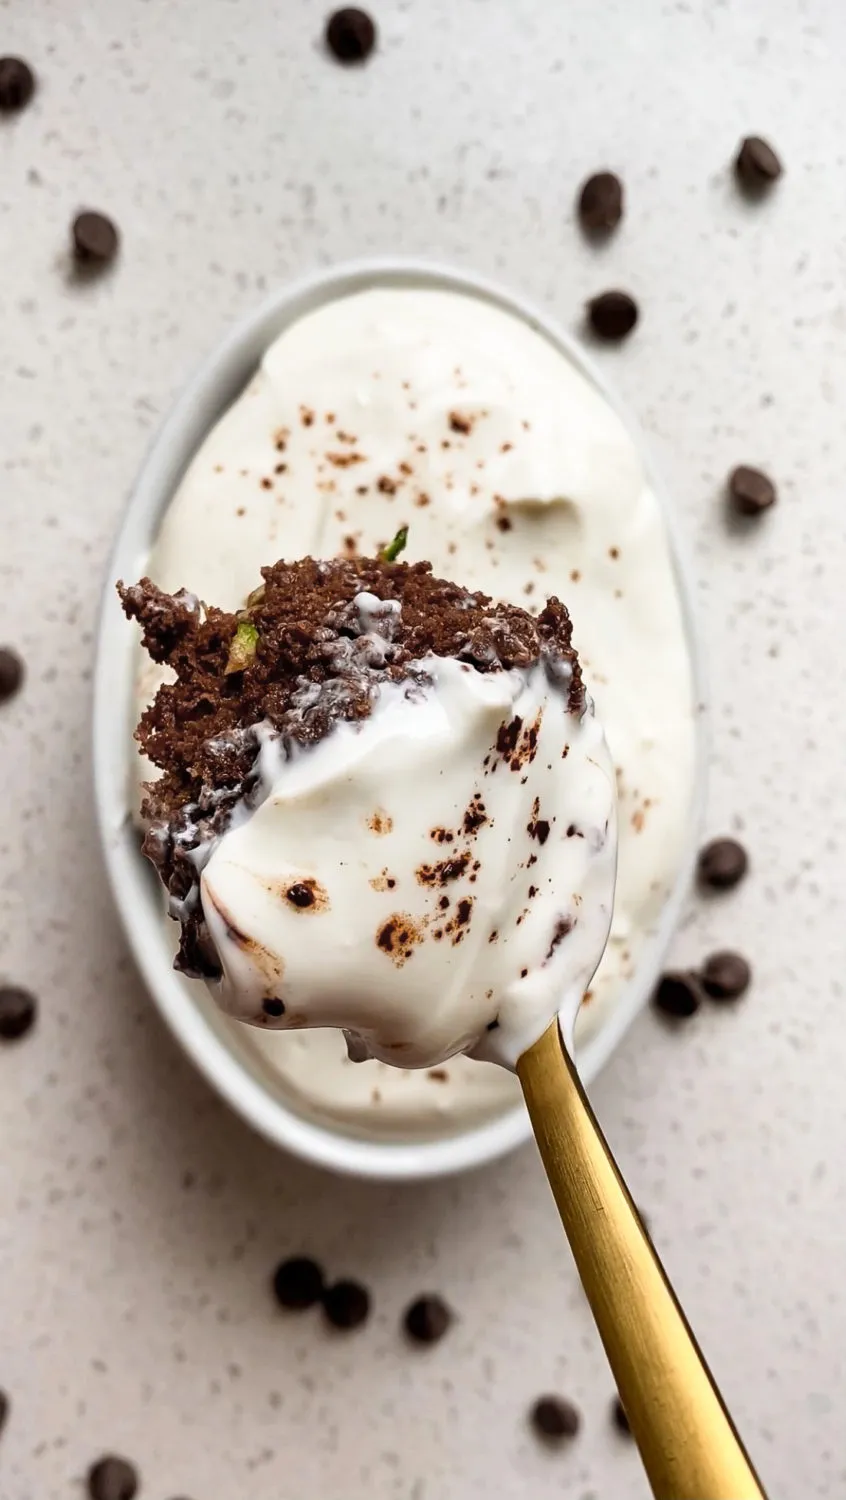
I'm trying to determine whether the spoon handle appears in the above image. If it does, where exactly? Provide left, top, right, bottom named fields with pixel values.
left=517, top=1019, right=766, bottom=1500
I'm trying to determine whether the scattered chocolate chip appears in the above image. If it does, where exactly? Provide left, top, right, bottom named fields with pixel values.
left=0, top=986, right=36, bottom=1041
left=322, top=1279, right=370, bottom=1330
left=272, top=1256, right=325, bottom=1310
left=262, top=997, right=285, bottom=1018
left=735, top=136, right=783, bottom=189
left=653, top=971, right=703, bottom=1020
left=0, top=1389, right=8, bottom=1438
left=728, top=464, right=776, bottom=517
left=530, top=1395, right=581, bottom=1442
left=325, top=7, right=376, bottom=63
left=0, top=648, right=24, bottom=703
left=697, top=837, right=748, bottom=891
left=578, top=171, right=623, bottom=233
left=404, top=1295, right=453, bottom=1345
left=72, top=210, right=120, bottom=266
left=611, top=1395, right=631, bottom=1436
left=0, top=57, right=35, bottom=112
left=87, top=1455, right=139, bottom=1500
left=701, top=950, right=751, bottom=1001
left=586, top=290, right=638, bottom=342
left=286, top=882, right=315, bottom=908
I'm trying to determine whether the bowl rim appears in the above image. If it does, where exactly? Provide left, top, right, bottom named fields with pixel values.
left=92, top=255, right=707, bottom=1182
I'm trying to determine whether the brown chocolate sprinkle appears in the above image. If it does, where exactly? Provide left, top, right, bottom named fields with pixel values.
left=0, top=986, right=36, bottom=1041
left=404, top=1295, right=453, bottom=1345
left=578, top=171, right=623, bottom=233
left=87, top=1455, right=139, bottom=1500
left=653, top=971, right=703, bottom=1020
left=427, top=1069, right=448, bottom=1083
left=72, top=210, right=119, bottom=266
left=735, top=135, right=783, bottom=189
left=322, top=1279, right=371, bottom=1330
left=530, top=1395, right=581, bottom=1443
left=728, top=464, right=776, bottom=516
left=697, top=837, right=748, bottom=890
left=0, top=647, right=24, bottom=704
left=545, top=916, right=574, bottom=961
left=376, top=914, right=423, bottom=964
left=700, top=951, right=751, bottom=1001
left=325, top=7, right=376, bottom=63
left=272, top=1256, right=325, bottom=1310
left=0, top=56, right=35, bottom=111
left=448, top=411, right=473, bottom=434
left=463, top=795, right=488, bottom=835
left=586, top=290, right=638, bottom=341
left=416, top=851, right=471, bottom=887
left=611, top=1395, right=632, bottom=1436
left=367, top=809, right=393, bottom=835
left=527, top=798, right=550, bottom=845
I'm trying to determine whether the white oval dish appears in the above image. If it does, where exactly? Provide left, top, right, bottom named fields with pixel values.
left=92, top=257, right=706, bottom=1182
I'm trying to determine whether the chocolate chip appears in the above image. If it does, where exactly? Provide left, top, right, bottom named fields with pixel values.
left=698, top=837, right=748, bottom=890
left=701, top=951, right=751, bottom=1001
left=728, top=464, right=776, bottom=517
left=0, top=986, right=36, bottom=1041
left=578, top=171, right=623, bottom=233
left=325, top=8, right=376, bottom=63
left=653, top=971, right=703, bottom=1020
left=72, top=210, right=120, bottom=266
left=0, top=1389, right=8, bottom=1438
left=0, top=648, right=24, bottom=704
left=322, top=1279, right=370, bottom=1330
left=286, top=882, right=315, bottom=908
left=735, top=135, right=783, bottom=189
left=0, top=57, right=35, bottom=112
left=586, top=290, right=638, bottom=342
left=272, top=1256, right=325, bottom=1310
left=530, top=1395, right=581, bottom=1442
left=404, top=1295, right=453, bottom=1345
left=611, top=1395, right=631, bottom=1436
left=87, top=1455, right=139, bottom=1500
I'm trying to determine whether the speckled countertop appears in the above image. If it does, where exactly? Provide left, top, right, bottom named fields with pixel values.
left=2, top=2, right=845, bottom=1497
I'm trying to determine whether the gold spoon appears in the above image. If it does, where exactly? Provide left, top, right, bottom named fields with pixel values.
left=517, top=1018, right=766, bottom=1500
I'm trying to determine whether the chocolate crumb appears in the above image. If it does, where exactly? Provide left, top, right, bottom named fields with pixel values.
left=262, top=997, right=285, bottom=1018
left=404, top=1294, right=453, bottom=1345
left=322, top=1279, right=371, bottom=1330
left=427, top=1069, right=448, bottom=1082
left=449, top=411, right=473, bottom=434
left=531, top=1395, right=581, bottom=1443
left=0, top=1389, right=8, bottom=1438
left=272, top=1256, right=325, bottom=1310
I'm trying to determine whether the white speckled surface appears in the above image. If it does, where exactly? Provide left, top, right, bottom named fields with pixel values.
left=2, top=2, right=845, bottom=1496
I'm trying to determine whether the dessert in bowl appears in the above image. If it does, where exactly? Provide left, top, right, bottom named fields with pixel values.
left=93, top=259, right=703, bottom=1179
